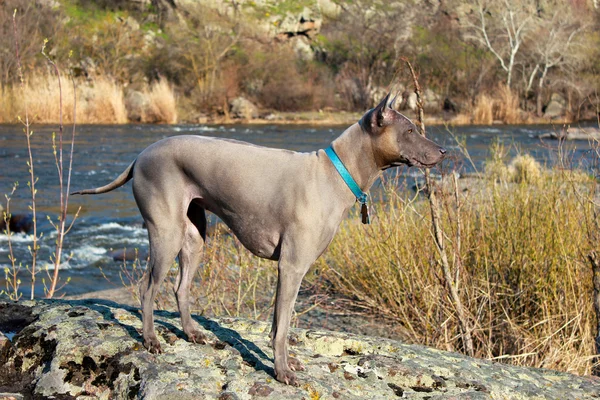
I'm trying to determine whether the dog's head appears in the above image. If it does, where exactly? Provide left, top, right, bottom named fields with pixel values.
left=359, top=93, right=446, bottom=169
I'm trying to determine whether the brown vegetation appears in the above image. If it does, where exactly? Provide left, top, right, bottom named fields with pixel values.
left=0, top=0, right=598, bottom=124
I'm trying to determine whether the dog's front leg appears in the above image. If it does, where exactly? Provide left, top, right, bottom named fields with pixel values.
left=271, top=247, right=312, bottom=385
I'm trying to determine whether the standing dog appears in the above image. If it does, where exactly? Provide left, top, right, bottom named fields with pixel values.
left=73, top=94, right=446, bottom=385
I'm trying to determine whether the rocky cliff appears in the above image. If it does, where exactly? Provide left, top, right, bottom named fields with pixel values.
left=0, top=300, right=598, bottom=399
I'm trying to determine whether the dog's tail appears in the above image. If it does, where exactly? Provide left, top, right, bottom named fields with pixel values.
left=71, top=160, right=135, bottom=195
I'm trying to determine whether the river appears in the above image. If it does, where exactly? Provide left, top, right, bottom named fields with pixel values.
left=0, top=122, right=598, bottom=298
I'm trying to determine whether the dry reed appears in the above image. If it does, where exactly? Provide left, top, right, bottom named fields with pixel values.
left=473, top=93, right=494, bottom=124
left=143, top=79, right=178, bottom=124
left=471, top=85, right=522, bottom=125
left=2, top=75, right=129, bottom=124
left=494, top=84, right=521, bottom=124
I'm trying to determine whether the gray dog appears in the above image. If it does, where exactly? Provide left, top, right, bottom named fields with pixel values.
left=73, top=93, right=446, bottom=385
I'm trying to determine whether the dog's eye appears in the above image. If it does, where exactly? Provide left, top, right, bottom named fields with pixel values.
left=407, top=129, right=413, bottom=134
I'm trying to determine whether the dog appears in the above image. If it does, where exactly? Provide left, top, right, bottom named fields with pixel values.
left=72, top=93, right=446, bottom=385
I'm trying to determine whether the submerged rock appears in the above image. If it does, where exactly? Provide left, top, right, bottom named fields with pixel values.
left=539, top=127, right=600, bottom=140
left=0, top=300, right=598, bottom=399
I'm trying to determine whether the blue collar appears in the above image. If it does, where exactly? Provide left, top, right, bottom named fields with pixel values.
left=325, top=146, right=370, bottom=224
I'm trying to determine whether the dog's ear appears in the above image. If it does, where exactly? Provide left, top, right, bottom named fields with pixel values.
left=389, top=91, right=400, bottom=110
left=359, top=93, right=391, bottom=135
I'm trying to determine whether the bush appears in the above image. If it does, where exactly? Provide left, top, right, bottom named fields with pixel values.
left=508, top=154, right=542, bottom=184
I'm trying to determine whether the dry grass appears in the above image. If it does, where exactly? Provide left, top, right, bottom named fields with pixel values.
left=494, top=84, right=521, bottom=124
left=2, top=74, right=128, bottom=124
left=468, top=85, right=523, bottom=125
left=79, top=78, right=128, bottom=124
left=0, top=74, right=181, bottom=124
left=473, top=93, right=494, bottom=124
left=313, top=166, right=598, bottom=374
left=508, top=154, right=542, bottom=184
left=143, top=79, right=178, bottom=124
left=0, top=83, right=15, bottom=123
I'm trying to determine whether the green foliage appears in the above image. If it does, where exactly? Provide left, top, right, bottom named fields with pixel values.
left=245, top=0, right=315, bottom=17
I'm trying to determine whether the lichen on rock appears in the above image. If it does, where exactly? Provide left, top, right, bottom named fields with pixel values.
left=0, top=300, right=599, bottom=399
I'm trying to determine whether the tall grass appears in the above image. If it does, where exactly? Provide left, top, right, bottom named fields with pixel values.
left=143, top=79, right=178, bottom=124
left=468, top=85, right=523, bottom=125
left=1, top=75, right=128, bottom=124
left=79, top=78, right=128, bottom=124
left=472, top=93, right=494, bottom=124
left=314, top=164, right=598, bottom=374
left=0, top=75, right=182, bottom=124
left=494, top=84, right=521, bottom=124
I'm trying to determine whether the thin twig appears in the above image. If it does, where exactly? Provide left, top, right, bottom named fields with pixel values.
left=402, top=57, right=475, bottom=357
left=13, top=10, right=39, bottom=300
left=41, top=40, right=78, bottom=298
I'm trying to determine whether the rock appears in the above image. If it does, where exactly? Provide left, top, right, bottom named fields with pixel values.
left=0, top=214, right=34, bottom=234
left=290, top=36, right=314, bottom=61
left=402, top=91, right=418, bottom=111
left=369, top=87, right=389, bottom=108
left=107, top=248, right=148, bottom=262
left=443, top=97, right=460, bottom=113
left=543, top=93, right=567, bottom=119
left=317, top=0, right=342, bottom=18
left=423, top=88, right=441, bottom=109
left=539, top=127, right=600, bottom=140
left=229, top=97, right=259, bottom=119
left=273, top=6, right=322, bottom=41
left=1, top=300, right=599, bottom=399
left=125, top=90, right=147, bottom=122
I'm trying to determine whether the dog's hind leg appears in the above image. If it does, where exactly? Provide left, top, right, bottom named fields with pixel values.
left=174, top=200, right=207, bottom=344
left=138, top=213, right=185, bottom=354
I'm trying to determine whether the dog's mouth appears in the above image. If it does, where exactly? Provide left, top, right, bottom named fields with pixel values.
left=394, top=159, right=438, bottom=169
left=407, top=159, right=438, bottom=168
left=384, top=158, right=441, bottom=170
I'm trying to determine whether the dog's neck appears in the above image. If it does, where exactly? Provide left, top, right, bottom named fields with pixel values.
left=330, top=123, right=381, bottom=193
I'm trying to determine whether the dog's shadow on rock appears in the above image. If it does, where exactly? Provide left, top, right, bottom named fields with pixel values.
left=57, top=298, right=274, bottom=376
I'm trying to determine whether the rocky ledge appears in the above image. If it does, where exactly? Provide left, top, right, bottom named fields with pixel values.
left=0, top=300, right=598, bottom=399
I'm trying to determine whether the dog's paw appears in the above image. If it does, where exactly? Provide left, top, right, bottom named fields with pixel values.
left=288, top=356, right=305, bottom=372
left=275, top=368, right=299, bottom=386
left=186, top=330, right=207, bottom=345
left=143, top=336, right=162, bottom=354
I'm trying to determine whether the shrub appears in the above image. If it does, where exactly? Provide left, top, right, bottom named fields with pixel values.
left=508, top=154, right=542, bottom=184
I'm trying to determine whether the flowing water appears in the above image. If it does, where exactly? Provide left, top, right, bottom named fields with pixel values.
left=0, top=122, right=598, bottom=297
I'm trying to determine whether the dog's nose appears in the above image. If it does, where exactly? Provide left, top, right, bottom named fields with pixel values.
left=439, top=148, right=447, bottom=155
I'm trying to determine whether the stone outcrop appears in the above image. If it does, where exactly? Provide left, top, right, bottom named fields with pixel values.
left=543, top=93, right=567, bottom=119
left=230, top=97, right=260, bottom=119
left=539, top=127, right=600, bottom=140
left=0, top=300, right=599, bottom=399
